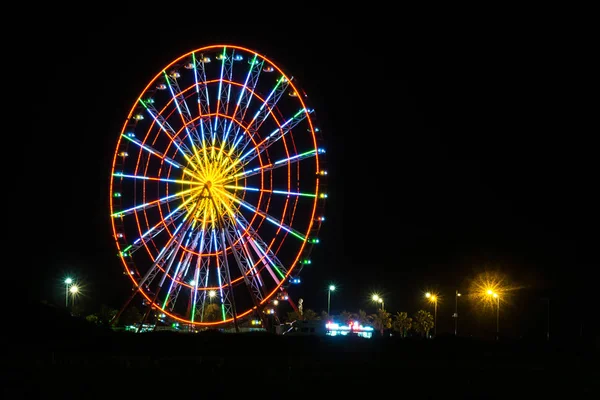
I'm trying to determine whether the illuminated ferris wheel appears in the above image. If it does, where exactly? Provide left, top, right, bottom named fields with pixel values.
left=109, top=44, right=327, bottom=329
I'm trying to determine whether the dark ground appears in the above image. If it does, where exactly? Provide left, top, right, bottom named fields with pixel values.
left=3, top=302, right=598, bottom=398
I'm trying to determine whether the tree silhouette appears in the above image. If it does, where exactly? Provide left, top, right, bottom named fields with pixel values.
left=392, top=311, right=412, bottom=338
left=197, top=303, right=220, bottom=322
left=119, top=306, right=142, bottom=326
left=286, top=310, right=301, bottom=322
left=369, top=309, right=392, bottom=335
left=339, top=310, right=352, bottom=324
left=413, top=310, right=434, bottom=338
left=99, top=304, right=118, bottom=326
left=354, top=309, right=369, bottom=325
left=302, top=309, right=319, bottom=320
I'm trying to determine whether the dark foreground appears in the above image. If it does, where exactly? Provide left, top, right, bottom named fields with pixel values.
left=3, top=305, right=599, bottom=398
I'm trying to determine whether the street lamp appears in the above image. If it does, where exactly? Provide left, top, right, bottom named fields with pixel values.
left=208, top=290, right=216, bottom=303
left=425, top=292, right=438, bottom=337
left=327, top=285, right=336, bottom=315
left=371, top=294, right=384, bottom=310
left=454, top=291, right=462, bottom=336
left=64, top=277, right=73, bottom=308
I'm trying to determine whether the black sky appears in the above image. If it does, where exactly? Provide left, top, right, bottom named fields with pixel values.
left=17, top=7, right=597, bottom=338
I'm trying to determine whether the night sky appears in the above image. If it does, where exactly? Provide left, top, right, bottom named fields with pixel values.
left=20, top=7, right=596, bottom=339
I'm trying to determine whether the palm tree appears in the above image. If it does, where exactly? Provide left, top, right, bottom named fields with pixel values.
left=339, top=310, right=352, bottom=324
left=286, top=310, right=301, bottom=322
left=98, top=304, right=118, bottom=326
left=348, top=309, right=369, bottom=326
left=413, top=310, right=434, bottom=338
left=197, top=303, right=220, bottom=322
left=302, top=309, right=319, bottom=320
left=392, top=312, right=412, bottom=338
left=369, top=309, right=392, bottom=336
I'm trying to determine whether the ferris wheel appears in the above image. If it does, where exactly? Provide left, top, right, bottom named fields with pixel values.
left=109, top=44, right=327, bottom=329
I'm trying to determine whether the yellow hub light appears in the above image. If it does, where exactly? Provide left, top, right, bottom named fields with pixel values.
left=181, top=146, right=240, bottom=222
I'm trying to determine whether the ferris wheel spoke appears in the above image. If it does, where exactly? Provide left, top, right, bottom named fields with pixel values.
left=189, top=212, right=211, bottom=323
left=227, top=75, right=291, bottom=158
left=227, top=54, right=263, bottom=133
left=111, top=172, right=203, bottom=189
left=212, top=228, right=236, bottom=322
left=191, top=229, right=211, bottom=322
left=163, top=70, right=203, bottom=156
left=220, top=54, right=264, bottom=158
left=191, top=52, right=213, bottom=151
left=212, top=47, right=234, bottom=154
left=139, top=99, right=200, bottom=173
left=236, top=108, right=312, bottom=171
left=165, top=251, right=195, bottom=313
left=160, top=236, right=192, bottom=310
left=162, top=225, right=201, bottom=311
left=215, top=187, right=307, bottom=242
left=143, top=246, right=177, bottom=289
left=121, top=133, right=194, bottom=174
left=232, top=225, right=266, bottom=292
left=223, top=184, right=316, bottom=198
left=149, top=222, right=196, bottom=301
left=125, top=193, right=200, bottom=255
left=135, top=219, right=189, bottom=291
left=217, top=48, right=235, bottom=120
left=227, top=209, right=288, bottom=283
left=225, top=148, right=325, bottom=183
left=214, top=196, right=279, bottom=285
left=220, top=201, right=265, bottom=308
left=111, top=186, right=201, bottom=218
left=135, top=193, right=205, bottom=298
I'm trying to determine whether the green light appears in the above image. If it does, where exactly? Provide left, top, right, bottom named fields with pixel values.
left=270, top=264, right=285, bottom=279
left=191, top=301, right=196, bottom=323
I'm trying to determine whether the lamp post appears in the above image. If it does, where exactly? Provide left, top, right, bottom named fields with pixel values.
left=64, top=277, right=73, bottom=308
left=494, top=293, right=499, bottom=340
left=327, top=285, right=336, bottom=315
left=69, top=285, right=79, bottom=309
left=487, top=289, right=500, bottom=340
left=208, top=290, right=216, bottom=304
left=545, top=298, right=550, bottom=342
left=425, top=292, right=438, bottom=337
left=454, top=290, right=461, bottom=336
